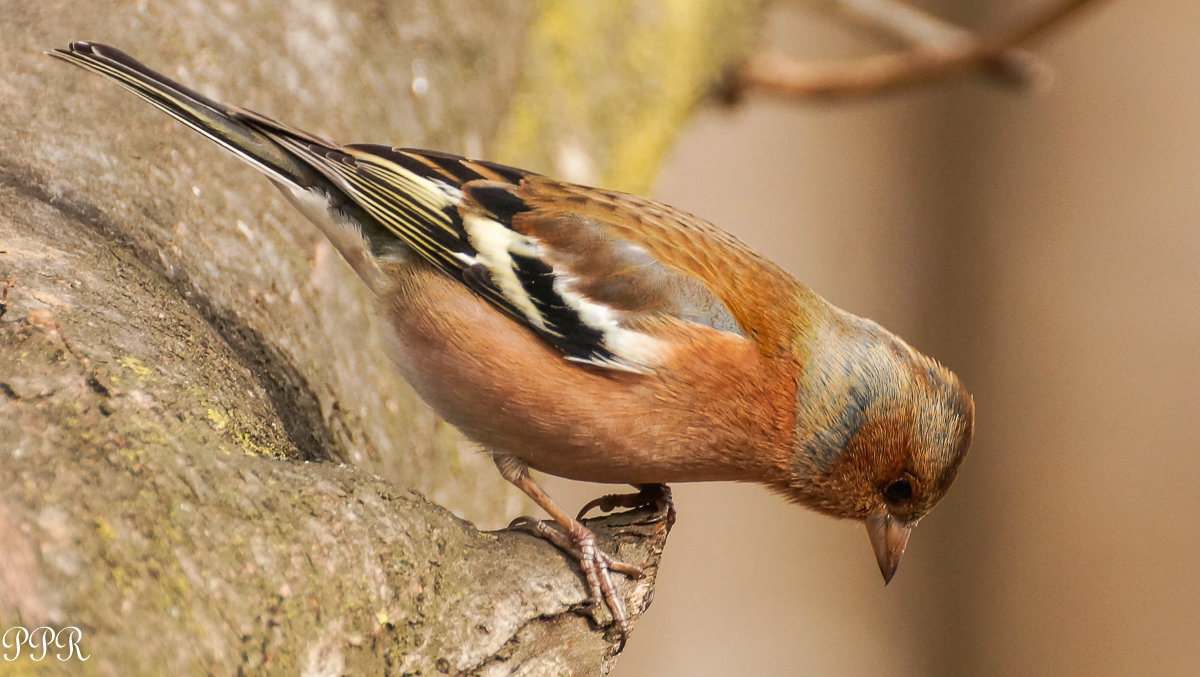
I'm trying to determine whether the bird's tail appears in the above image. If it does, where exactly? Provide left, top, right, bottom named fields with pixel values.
left=49, top=41, right=402, bottom=290
left=48, top=41, right=319, bottom=189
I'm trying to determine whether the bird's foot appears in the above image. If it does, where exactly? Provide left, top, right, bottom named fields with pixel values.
left=509, top=515, right=644, bottom=648
left=577, top=483, right=676, bottom=530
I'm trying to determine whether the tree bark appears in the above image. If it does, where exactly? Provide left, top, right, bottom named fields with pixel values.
left=0, top=1, right=765, bottom=674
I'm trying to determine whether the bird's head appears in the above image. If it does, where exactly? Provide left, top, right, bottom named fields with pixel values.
left=781, top=310, right=975, bottom=583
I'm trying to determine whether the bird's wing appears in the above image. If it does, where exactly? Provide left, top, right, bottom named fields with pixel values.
left=247, top=136, right=762, bottom=372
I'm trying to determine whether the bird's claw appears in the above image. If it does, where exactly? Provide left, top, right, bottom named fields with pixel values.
left=510, top=516, right=643, bottom=648
left=577, top=483, right=676, bottom=530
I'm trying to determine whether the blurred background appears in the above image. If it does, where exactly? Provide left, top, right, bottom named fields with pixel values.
left=544, top=1, right=1200, bottom=675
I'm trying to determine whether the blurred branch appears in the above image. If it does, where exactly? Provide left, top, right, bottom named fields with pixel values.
left=723, top=0, right=1109, bottom=101
left=828, top=0, right=1051, bottom=88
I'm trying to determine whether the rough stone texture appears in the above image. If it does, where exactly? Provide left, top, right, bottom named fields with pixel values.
left=0, top=1, right=764, bottom=673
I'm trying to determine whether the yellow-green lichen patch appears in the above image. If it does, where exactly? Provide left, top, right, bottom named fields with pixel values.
left=205, top=406, right=229, bottom=431
left=118, top=355, right=154, bottom=381
left=236, top=430, right=285, bottom=458
left=190, top=384, right=290, bottom=459
left=94, top=516, right=118, bottom=543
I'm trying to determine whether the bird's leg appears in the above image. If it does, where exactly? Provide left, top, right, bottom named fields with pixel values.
left=494, top=454, right=644, bottom=644
left=576, top=483, right=677, bottom=530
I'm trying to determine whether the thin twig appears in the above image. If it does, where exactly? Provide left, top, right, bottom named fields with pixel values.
left=826, top=0, right=1051, bottom=88
left=729, top=0, right=1108, bottom=100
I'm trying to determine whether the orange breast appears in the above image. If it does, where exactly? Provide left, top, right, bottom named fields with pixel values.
left=377, top=264, right=799, bottom=485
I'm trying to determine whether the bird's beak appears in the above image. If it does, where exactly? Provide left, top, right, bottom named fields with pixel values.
left=865, top=511, right=913, bottom=584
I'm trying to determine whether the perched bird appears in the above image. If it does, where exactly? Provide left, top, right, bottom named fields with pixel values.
left=50, top=42, right=974, bottom=644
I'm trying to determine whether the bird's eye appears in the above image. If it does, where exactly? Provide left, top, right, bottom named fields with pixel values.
left=884, top=477, right=913, bottom=503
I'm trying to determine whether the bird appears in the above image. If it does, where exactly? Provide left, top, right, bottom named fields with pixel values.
left=50, top=42, right=975, bottom=645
